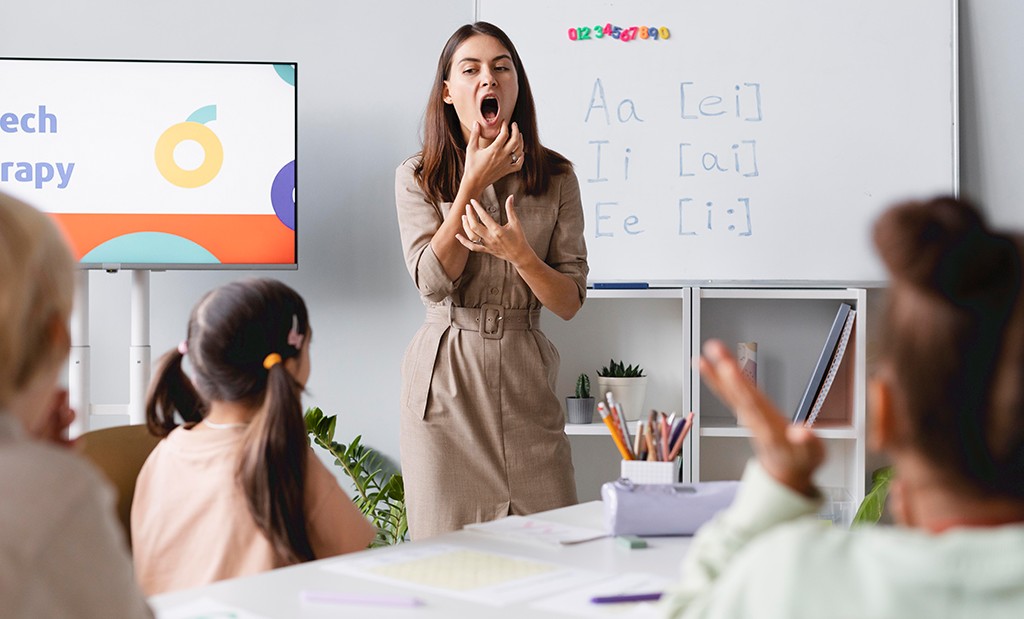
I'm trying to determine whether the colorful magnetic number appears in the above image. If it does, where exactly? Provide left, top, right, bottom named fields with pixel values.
left=568, top=24, right=671, bottom=42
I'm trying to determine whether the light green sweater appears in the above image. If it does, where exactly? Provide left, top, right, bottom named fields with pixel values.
left=660, top=461, right=1024, bottom=619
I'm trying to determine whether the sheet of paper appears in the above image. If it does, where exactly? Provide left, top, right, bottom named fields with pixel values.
left=530, top=572, right=675, bottom=617
left=463, top=514, right=609, bottom=546
left=323, top=543, right=598, bottom=606
left=156, top=596, right=272, bottom=619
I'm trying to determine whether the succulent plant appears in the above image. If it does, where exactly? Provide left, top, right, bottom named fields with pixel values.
left=597, top=359, right=645, bottom=378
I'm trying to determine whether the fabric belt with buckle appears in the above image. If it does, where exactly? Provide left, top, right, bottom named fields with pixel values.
left=425, top=304, right=540, bottom=340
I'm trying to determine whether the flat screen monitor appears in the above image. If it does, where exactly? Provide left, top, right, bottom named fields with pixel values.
left=0, top=58, right=297, bottom=270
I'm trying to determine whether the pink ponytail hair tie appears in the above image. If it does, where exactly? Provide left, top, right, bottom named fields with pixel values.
left=177, top=340, right=189, bottom=355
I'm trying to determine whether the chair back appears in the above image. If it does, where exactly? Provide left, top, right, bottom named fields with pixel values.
left=78, top=424, right=162, bottom=547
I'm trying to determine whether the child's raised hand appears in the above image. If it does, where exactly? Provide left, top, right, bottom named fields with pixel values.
left=699, top=339, right=824, bottom=496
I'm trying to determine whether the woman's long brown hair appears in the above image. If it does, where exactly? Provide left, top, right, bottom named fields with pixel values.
left=416, top=21, right=571, bottom=205
left=144, top=277, right=314, bottom=564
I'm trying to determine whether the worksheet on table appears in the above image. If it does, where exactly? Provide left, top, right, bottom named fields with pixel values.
left=322, top=543, right=599, bottom=606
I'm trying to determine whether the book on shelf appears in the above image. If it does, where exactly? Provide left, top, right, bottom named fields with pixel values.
left=792, top=302, right=853, bottom=425
left=804, top=308, right=856, bottom=427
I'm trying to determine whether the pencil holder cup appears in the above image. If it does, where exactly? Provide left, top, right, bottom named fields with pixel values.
left=565, top=397, right=596, bottom=424
left=620, top=459, right=681, bottom=485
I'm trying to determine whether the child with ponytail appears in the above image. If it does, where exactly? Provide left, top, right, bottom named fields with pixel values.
left=130, top=278, right=374, bottom=595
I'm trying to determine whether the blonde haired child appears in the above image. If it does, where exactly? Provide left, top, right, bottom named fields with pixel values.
left=131, top=277, right=375, bottom=595
left=0, top=191, right=151, bottom=617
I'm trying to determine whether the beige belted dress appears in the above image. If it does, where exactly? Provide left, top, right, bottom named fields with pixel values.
left=395, top=156, right=588, bottom=539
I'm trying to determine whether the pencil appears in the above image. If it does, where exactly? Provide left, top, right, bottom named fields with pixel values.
left=610, top=401, right=626, bottom=459
left=633, top=420, right=644, bottom=458
left=606, top=399, right=634, bottom=460
left=667, top=414, right=686, bottom=448
left=660, top=412, right=670, bottom=463
left=598, top=402, right=633, bottom=461
left=667, top=411, right=695, bottom=461
left=606, top=392, right=633, bottom=458
left=638, top=421, right=648, bottom=460
left=646, top=410, right=659, bottom=461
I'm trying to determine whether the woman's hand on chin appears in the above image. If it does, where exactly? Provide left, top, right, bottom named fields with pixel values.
left=463, top=120, right=524, bottom=189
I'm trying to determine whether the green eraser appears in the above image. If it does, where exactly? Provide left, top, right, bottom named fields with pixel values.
left=616, top=535, right=648, bottom=549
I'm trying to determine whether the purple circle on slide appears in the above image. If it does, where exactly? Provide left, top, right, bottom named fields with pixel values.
left=271, top=160, right=296, bottom=230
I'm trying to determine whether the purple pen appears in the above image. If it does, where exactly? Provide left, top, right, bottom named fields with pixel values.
left=590, top=592, right=663, bottom=604
left=300, top=589, right=425, bottom=607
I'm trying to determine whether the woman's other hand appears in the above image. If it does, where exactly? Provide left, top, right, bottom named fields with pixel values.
left=463, top=120, right=524, bottom=189
left=456, top=195, right=533, bottom=267
left=699, top=339, right=824, bottom=496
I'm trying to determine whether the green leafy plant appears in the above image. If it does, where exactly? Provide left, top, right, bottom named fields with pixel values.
left=598, top=359, right=645, bottom=378
left=574, top=373, right=591, bottom=398
left=851, top=466, right=894, bottom=526
left=304, top=406, right=408, bottom=547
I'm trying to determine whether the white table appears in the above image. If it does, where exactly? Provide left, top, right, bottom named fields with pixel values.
left=150, top=501, right=691, bottom=618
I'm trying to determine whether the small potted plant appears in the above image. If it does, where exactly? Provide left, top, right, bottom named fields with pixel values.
left=565, top=373, right=596, bottom=424
left=596, top=359, right=648, bottom=422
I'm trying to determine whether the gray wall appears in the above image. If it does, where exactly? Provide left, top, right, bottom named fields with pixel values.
left=0, top=1, right=473, bottom=468
left=2, top=1, right=1021, bottom=495
left=959, top=1, right=1024, bottom=219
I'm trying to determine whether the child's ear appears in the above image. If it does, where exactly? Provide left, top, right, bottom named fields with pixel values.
left=49, top=312, right=70, bottom=349
left=282, top=354, right=309, bottom=388
left=40, top=312, right=70, bottom=369
left=283, top=356, right=300, bottom=378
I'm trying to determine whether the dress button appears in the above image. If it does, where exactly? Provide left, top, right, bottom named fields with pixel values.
left=490, top=288, right=499, bottom=295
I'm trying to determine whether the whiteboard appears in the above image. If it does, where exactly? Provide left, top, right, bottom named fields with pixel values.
left=477, top=0, right=957, bottom=283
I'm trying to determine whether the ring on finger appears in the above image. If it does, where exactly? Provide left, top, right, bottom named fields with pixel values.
left=511, top=153, right=519, bottom=164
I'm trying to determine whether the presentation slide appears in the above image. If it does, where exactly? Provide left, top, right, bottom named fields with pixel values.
left=0, top=58, right=297, bottom=268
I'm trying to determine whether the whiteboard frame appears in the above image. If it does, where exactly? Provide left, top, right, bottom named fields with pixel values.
left=475, top=0, right=960, bottom=287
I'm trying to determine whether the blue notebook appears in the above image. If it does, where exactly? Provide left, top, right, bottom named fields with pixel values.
left=793, top=302, right=853, bottom=424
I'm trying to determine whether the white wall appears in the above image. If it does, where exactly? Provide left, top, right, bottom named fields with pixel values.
left=2, top=0, right=1021, bottom=498
left=959, top=1, right=1024, bottom=225
left=0, top=0, right=473, bottom=467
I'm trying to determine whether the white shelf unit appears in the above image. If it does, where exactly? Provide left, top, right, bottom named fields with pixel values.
left=561, top=286, right=868, bottom=505
left=559, top=287, right=692, bottom=488
left=690, top=288, right=868, bottom=504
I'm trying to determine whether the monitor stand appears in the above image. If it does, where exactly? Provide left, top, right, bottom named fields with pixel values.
left=68, top=269, right=151, bottom=437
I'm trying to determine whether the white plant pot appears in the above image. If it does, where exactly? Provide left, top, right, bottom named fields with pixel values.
left=595, top=376, right=648, bottom=422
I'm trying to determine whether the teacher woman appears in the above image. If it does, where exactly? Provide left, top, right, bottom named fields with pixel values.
left=395, top=22, right=588, bottom=539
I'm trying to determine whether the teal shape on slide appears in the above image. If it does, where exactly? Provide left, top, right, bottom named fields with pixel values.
left=82, top=232, right=220, bottom=264
left=186, top=105, right=218, bottom=124
left=274, top=64, right=295, bottom=86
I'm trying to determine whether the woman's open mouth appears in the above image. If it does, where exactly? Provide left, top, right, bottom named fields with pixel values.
left=481, top=96, right=499, bottom=123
